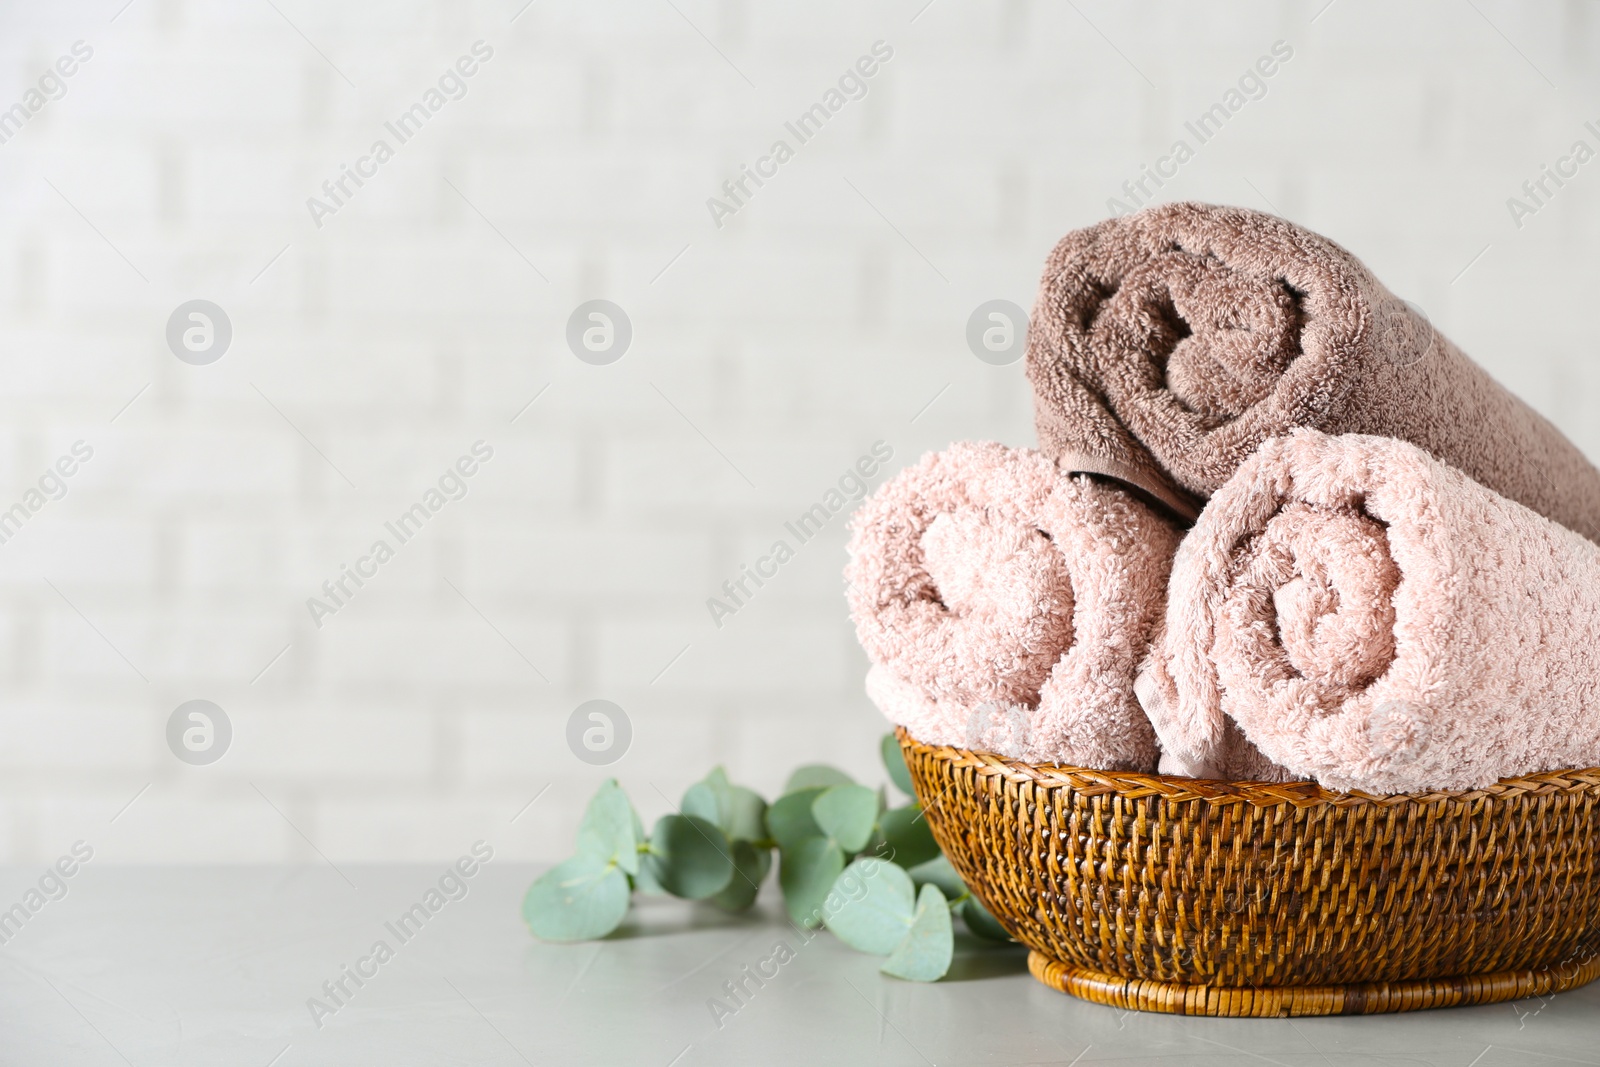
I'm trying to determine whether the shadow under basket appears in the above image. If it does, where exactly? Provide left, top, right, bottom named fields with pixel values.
left=897, top=728, right=1600, bottom=1017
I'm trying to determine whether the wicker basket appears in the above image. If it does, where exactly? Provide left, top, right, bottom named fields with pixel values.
left=898, top=728, right=1600, bottom=1017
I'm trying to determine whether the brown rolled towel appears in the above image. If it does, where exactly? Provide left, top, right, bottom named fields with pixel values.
left=1025, top=201, right=1600, bottom=538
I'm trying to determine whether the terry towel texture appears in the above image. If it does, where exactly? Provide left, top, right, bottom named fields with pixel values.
left=845, top=441, right=1179, bottom=770
left=1138, top=429, right=1600, bottom=793
left=1025, top=201, right=1600, bottom=539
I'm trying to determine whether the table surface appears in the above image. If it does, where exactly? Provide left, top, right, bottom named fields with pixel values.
left=1, top=864, right=1595, bottom=1066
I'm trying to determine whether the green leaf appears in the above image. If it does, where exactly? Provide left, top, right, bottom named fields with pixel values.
left=718, top=784, right=768, bottom=843
left=881, top=883, right=954, bottom=981
left=645, top=814, right=735, bottom=900
left=630, top=804, right=647, bottom=850
left=710, top=839, right=772, bottom=913
left=903, top=855, right=1011, bottom=940
left=708, top=768, right=770, bottom=843
left=576, top=780, right=639, bottom=876
left=684, top=769, right=768, bottom=844
left=779, top=836, right=845, bottom=928
left=631, top=855, right=666, bottom=896
left=881, top=733, right=915, bottom=797
left=907, top=855, right=967, bottom=901
left=811, top=785, right=879, bottom=853
left=825, top=857, right=917, bottom=955
left=681, top=781, right=720, bottom=825
left=783, top=764, right=855, bottom=793
left=961, top=896, right=1013, bottom=942
left=766, top=788, right=826, bottom=849
left=877, top=805, right=941, bottom=870
left=522, top=854, right=631, bottom=942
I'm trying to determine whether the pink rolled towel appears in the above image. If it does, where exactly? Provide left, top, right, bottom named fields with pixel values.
left=1138, top=429, right=1600, bottom=792
left=846, top=442, right=1179, bottom=770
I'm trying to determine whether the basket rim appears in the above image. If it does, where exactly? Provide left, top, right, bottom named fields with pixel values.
left=895, top=727, right=1600, bottom=808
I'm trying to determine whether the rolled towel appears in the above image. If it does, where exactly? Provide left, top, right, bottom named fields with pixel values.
left=1138, top=429, right=1600, bottom=793
left=862, top=663, right=1044, bottom=763
left=1026, top=201, right=1600, bottom=539
left=845, top=441, right=1179, bottom=770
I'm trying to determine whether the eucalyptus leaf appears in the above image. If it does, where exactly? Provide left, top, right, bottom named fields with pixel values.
left=683, top=769, right=769, bottom=845
left=825, top=857, right=917, bottom=956
left=630, top=804, right=647, bottom=850
left=877, top=805, right=941, bottom=870
left=681, top=781, right=720, bottom=825
left=907, top=855, right=967, bottom=901
left=646, top=814, right=735, bottom=900
left=522, top=854, right=631, bottom=942
left=766, top=788, right=826, bottom=849
left=779, top=836, right=845, bottom=928
left=881, top=733, right=915, bottom=797
left=717, top=783, right=768, bottom=843
left=783, top=764, right=855, bottom=793
left=881, top=882, right=954, bottom=981
left=811, top=785, right=879, bottom=853
left=710, top=839, right=772, bottom=913
left=961, top=896, right=1013, bottom=942
left=576, top=779, right=639, bottom=876
left=631, top=856, right=666, bottom=896
left=630, top=793, right=660, bottom=894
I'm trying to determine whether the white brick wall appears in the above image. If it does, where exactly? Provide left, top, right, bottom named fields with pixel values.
left=0, top=0, right=1597, bottom=862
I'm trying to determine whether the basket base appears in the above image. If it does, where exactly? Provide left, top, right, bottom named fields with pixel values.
left=1028, top=951, right=1600, bottom=1017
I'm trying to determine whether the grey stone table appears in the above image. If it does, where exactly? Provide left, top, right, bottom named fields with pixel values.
left=1, top=864, right=1595, bottom=1066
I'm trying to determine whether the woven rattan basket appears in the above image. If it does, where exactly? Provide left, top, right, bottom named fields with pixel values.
left=898, top=728, right=1600, bottom=1017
